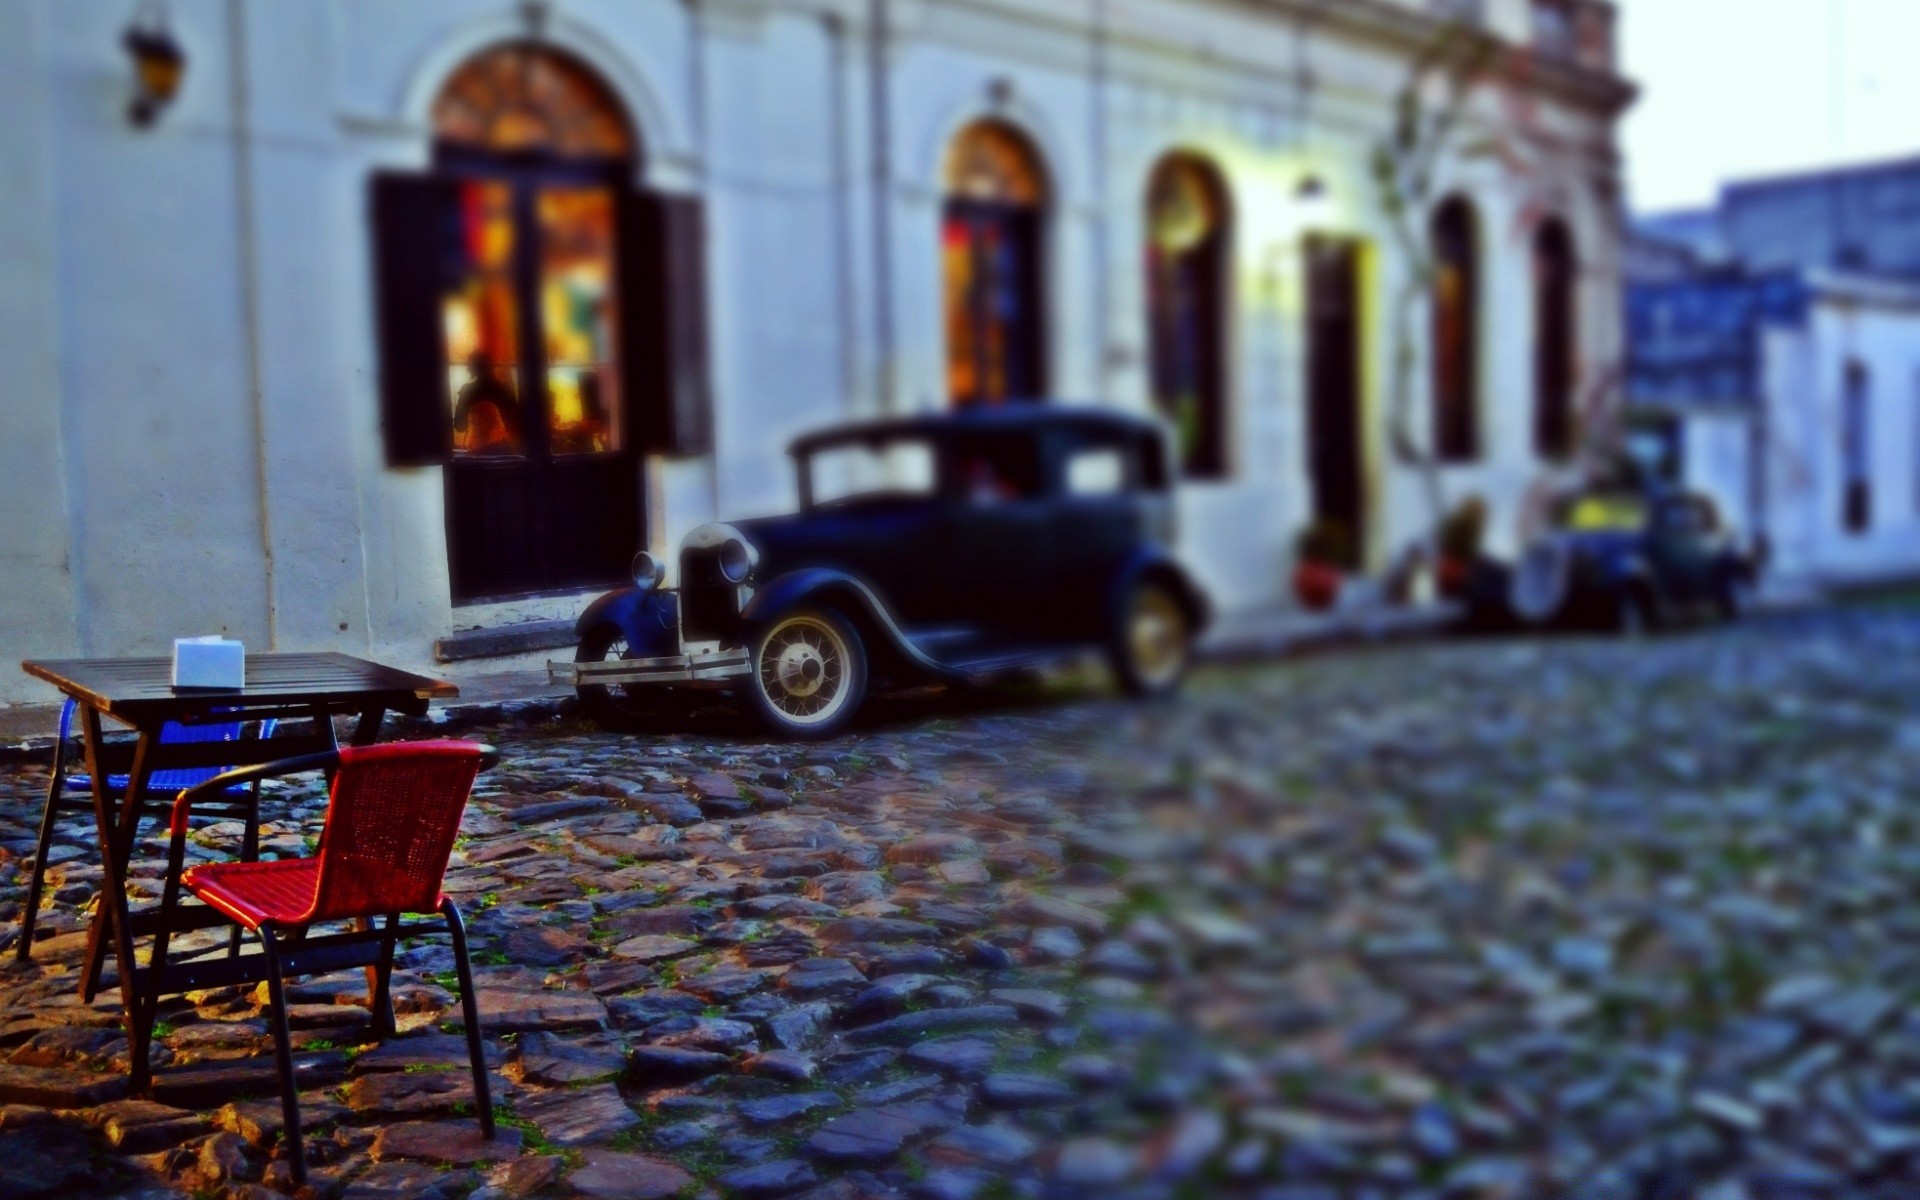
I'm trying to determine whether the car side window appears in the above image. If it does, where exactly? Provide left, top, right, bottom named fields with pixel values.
left=947, top=437, right=1044, bottom=506
left=1065, top=446, right=1127, bottom=497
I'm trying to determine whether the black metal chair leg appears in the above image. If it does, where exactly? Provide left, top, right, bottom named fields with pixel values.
left=369, top=913, right=401, bottom=1039
left=16, top=780, right=65, bottom=962
left=258, top=925, right=307, bottom=1184
left=441, top=899, right=494, bottom=1138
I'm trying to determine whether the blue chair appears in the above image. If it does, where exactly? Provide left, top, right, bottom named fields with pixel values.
left=16, top=698, right=276, bottom=961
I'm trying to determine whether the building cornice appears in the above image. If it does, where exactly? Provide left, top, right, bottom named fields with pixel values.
left=1238, top=0, right=1636, bottom=116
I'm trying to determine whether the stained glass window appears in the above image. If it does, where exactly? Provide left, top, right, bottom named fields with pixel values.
left=943, top=120, right=1047, bottom=205
left=943, top=121, right=1048, bottom=407
left=538, top=187, right=619, bottom=455
left=432, top=45, right=633, bottom=159
left=444, top=180, right=525, bottom=457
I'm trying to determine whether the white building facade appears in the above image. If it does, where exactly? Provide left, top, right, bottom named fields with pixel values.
left=1632, top=155, right=1920, bottom=590
left=0, top=0, right=1631, bottom=704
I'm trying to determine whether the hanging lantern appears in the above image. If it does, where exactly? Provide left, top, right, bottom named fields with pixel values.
left=124, top=2, right=186, bottom=127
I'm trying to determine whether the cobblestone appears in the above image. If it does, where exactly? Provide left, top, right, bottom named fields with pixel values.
left=10, top=610, right=1920, bottom=1194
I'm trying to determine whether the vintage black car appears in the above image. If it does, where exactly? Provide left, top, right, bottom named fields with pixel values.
left=550, top=407, right=1212, bottom=737
left=1501, top=485, right=1760, bottom=632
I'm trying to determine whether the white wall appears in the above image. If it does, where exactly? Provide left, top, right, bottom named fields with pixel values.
left=1678, top=406, right=1754, bottom=539
left=1760, top=286, right=1920, bottom=586
left=0, top=0, right=80, bottom=674
left=0, top=0, right=1630, bottom=702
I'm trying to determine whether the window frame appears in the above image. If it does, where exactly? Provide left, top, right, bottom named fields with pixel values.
left=1143, top=152, right=1234, bottom=481
left=1842, top=358, right=1872, bottom=535
left=1430, top=196, right=1484, bottom=464
left=432, top=148, right=634, bottom=468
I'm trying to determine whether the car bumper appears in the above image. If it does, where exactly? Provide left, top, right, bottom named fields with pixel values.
left=548, top=648, right=751, bottom=688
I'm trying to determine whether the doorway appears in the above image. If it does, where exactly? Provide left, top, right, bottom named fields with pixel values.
left=432, top=47, right=641, bottom=603
left=1304, top=236, right=1366, bottom=569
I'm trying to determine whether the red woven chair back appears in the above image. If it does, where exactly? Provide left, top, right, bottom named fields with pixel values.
left=303, top=741, right=484, bottom=923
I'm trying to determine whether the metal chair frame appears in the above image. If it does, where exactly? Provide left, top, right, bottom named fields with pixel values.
left=16, top=698, right=275, bottom=961
left=143, top=743, right=498, bottom=1184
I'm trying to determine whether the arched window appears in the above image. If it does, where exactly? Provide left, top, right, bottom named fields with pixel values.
left=373, top=44, right=707, bottom=602
left=430, top=50, right=635, bottom=463
left=431, top=45, right=635, bottom=158
left=1145, top=153, right=1231, bottom=479
left=1430, top=196, right=1481, bottom=462
left=1533, top=219, right=1578, bottom=460
left=943, top=120, right=1048, bottom=406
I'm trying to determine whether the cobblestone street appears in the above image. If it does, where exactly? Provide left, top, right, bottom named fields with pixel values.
left=8, top=610, right=1920, bottom=1199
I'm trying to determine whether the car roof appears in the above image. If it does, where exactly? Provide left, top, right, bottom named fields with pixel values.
left=789, top=404, right=1163, bottom=456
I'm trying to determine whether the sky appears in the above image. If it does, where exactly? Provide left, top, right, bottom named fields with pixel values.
left=1617, top=0, right=1920, bottom=215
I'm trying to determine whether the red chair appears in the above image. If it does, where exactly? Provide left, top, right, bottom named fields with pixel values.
left=146, top=741, right=498, bottom=1183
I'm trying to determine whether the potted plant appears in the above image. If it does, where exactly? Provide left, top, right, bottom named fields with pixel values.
left=1435, top=495, right=1487, bottom=599
left=1293, top=520, right=1351, bottom=612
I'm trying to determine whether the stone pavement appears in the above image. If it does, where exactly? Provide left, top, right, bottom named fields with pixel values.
left=5, top=608, right=1920, bottom=1198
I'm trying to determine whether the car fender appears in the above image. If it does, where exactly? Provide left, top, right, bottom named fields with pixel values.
left=740, top=568, right=950, bottom=676
left=575, top=588, right=681, bottom=658
left=1110, top=547, right=1213, bottom=635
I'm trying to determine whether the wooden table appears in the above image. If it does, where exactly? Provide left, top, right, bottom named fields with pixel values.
left=19, top=652, right=457, bottom=1089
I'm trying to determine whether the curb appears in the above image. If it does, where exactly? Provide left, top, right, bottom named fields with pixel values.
left=1196, top=603, right=1462, bottom=664
left=1, top=606, right=1460, bottom=764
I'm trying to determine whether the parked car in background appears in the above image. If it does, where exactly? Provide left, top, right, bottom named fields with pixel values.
left=551, top=407, right=1212, bottom=737
left=1499, top=485, right=1761, bottom=633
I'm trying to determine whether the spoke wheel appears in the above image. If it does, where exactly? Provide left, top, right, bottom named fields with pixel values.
left=575, top=627, right=666, bottom=727
left=1113, top=582, right=1192, bottom=698
left=747, top=609, right=867, bottom=738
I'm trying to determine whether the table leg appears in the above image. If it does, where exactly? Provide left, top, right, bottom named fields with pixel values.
left=348, top=704, right=387, bottom=747
left=77, top=710, right=155, bottom=1090
left=16, top=729, right=73, bottom=961
left=82, top=725, right=157, bottom=1004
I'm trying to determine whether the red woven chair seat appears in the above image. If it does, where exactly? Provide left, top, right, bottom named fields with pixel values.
left=182, top=859, right=323, bottom=930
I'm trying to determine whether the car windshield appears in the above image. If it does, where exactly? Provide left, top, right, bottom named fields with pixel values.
left=804, top=437, right=937, bottom=509
left=1558, top=493, right=1649, bottom=532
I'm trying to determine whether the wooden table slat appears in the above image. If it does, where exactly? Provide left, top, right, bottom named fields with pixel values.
left=23, top=652, right=456, bottom=723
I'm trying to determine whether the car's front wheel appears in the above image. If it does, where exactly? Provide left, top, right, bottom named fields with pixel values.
left=1112, top=581, right=1193, bottom=698
left=745, top=609, right=868, bottom=739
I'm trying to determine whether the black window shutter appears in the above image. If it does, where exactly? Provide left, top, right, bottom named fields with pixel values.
left=371, top=172, right=456, bottom=467
left=621, top=190, right=713, bottom=457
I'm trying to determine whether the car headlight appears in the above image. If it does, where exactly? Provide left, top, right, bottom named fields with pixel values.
left=683, top=522, right=761, bottom=586
left=631, top=550, right=665, bottom=591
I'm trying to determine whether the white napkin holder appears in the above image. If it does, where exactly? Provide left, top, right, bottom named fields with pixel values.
left=172, top=637, right=246, bottom=689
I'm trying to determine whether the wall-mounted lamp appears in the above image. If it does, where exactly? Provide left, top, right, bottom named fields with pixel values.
left=1295, top=173, right=1333, bottom=230
left=124, top=3, right=186, bottom=128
